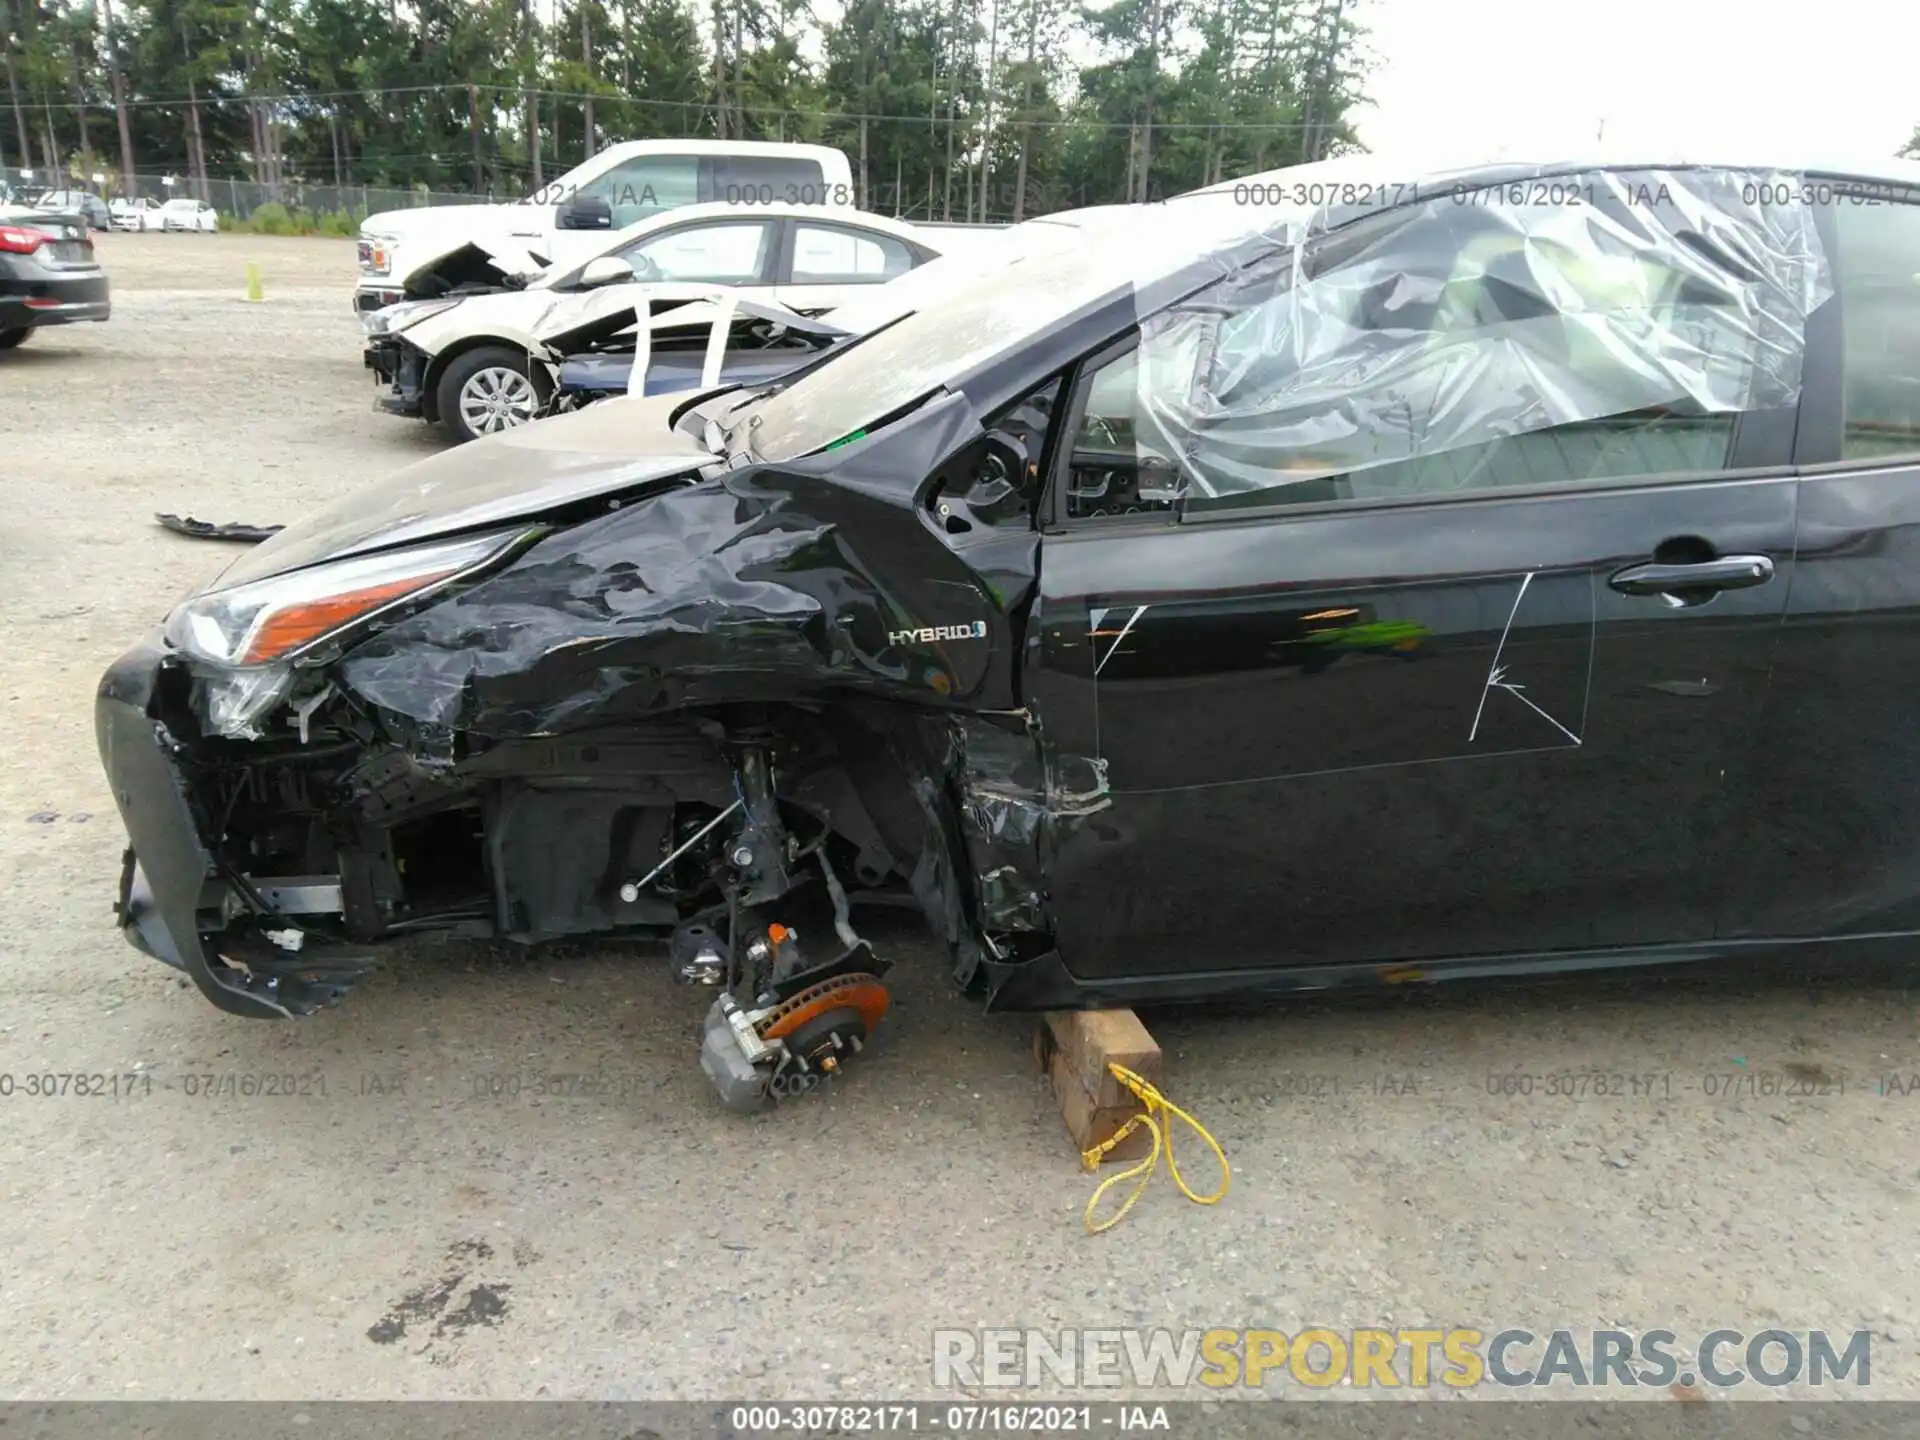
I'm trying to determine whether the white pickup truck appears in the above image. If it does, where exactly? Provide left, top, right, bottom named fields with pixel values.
left=355, top=138, right=856, bottom=322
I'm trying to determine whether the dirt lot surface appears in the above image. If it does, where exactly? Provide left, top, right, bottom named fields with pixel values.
left=3, top=232, right=1919, bottom=1403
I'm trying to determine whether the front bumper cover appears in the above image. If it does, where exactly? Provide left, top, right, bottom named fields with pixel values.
left=96, top=637, right=371, bottom=1019
left=364, top=336, right=427, bottom=418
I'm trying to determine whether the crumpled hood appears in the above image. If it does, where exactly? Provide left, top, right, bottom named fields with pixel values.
left=202, top=393, right=719, bottom=593
left=392, top=235, right=551, bottom=299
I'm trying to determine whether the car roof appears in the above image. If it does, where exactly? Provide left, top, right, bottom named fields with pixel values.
left=599, top=200, right=938, bottom=245
left=594, top=138, right=845, bottom=159
left=1181, top=149, right=1920, bottom=206
left=1136, top=149, right=1920, bottom=282
left=532, top=202, right=949, bottom=289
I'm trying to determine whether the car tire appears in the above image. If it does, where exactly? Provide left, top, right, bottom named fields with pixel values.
left=0, top=328, right=31, bottom=350
left=436, top=345, right=547, bottom=444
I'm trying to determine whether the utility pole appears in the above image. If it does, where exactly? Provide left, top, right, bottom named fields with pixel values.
left=1134, top=0, right=1160, bottom=199
left=523, top=0, right=542, bottom=184
left=978, top=0, right=998, bottom=219
left=67, top=44, right=90, bottom=164
left=469, top=83, right=482, bottom=190
left=581, top=6, right=595, bottom=157
left=97, top=0, right=136, bottom=191
left=4, top=47, right=30, bottom=174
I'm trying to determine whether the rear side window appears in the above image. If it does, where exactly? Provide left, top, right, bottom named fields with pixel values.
left=1832, top=196, right=1920, bottom=460
left=790, top=224, right=916, bottom=284
left=706, top=156, right=836, bottom=207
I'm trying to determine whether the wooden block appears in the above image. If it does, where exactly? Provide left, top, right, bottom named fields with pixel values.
left=1048, top=1048, right=1152, bottom=1163
left=1041, top=1008, right=1162, bottom=1111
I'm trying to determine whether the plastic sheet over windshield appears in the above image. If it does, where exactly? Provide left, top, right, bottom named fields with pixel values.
left=733, top=199, right=1282, bottom=464
left=1123, top=167, right=1833, bottom=505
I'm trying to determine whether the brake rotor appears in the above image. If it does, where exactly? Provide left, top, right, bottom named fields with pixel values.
left=758, top=972, right=891, bottom=1044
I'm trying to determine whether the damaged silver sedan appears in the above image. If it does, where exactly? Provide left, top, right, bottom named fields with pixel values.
left=101, top=153, right=1891, bottom=1110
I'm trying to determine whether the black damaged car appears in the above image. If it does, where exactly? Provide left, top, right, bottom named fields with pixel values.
left=97, top=153, right=1920, bottom=1109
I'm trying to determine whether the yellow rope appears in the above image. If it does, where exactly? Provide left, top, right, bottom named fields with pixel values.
left=1081, top=1063, right=1230, bottom=1234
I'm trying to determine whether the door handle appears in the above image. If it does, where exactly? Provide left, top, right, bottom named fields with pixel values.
left=1608, top=555, right=1774, bottom=603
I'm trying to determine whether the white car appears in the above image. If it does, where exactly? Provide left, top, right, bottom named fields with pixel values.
left=110, top=198, right=165, bottom=232
left=354, top=138, right=857, bottom=322
left=158, top=198, right=218, bottom=233
left=363, top=202, right=967, bottom=442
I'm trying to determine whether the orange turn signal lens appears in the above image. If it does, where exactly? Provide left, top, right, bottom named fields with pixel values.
left=168, top=529, right=528, bottom=670
left=239, top=570, right=460, bottom=665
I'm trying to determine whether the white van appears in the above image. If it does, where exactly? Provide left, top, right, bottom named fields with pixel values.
left=354, top=139, right=855, bottom=320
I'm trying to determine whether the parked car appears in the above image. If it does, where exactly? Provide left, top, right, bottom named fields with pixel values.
left=363, top=202, right=950, bottom=442
left=34, top=189, right=110, bottom=230
left=110, top=197, right=165, bottom=232
left=100, top=151, right=1911, bottom=1113
left=158, top=198, right=218, bottom=233
left=0, top=204, right=110, bottom=348
left=543, top=207, right=1130, bottom=412
left=354, top=139, right=858, bottom=321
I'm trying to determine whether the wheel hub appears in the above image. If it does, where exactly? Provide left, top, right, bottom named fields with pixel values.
left=460, top=367, right=538, bottom=433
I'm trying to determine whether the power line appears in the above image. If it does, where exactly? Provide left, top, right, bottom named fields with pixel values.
left=40, top=80, right=1333, bottom=131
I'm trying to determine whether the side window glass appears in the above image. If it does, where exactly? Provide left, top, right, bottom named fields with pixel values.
left=623, top=222, right=773, bottom=284
left=1834, top=197, right=1920, bottom=460
left=1087, top=169, right=1821, bottom=517
left=1064, top=344, right=1183, bottom=520
left=791, top=225, right=915, bottom=284
left=579, top=157, right=700, bottom=228
left=709, top=157, right=837, bottom=206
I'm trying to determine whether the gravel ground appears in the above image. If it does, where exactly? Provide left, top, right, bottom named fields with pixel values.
left=2, top=232, right=1919, bottom=1404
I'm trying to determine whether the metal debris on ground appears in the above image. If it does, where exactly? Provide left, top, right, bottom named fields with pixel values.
left=154, top=513, right=283, bottom=543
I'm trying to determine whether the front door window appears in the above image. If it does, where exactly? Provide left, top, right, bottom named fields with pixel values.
left=619, top=221, right=776, bottom=285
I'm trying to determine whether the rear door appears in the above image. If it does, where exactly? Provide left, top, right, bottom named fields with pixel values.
left=1734, top=182, right=1920, bottom=942
left=1025, top=170, right=1816, bottom=983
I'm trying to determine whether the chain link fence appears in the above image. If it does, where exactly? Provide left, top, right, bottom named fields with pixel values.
left=3, top=165, right=1058, bottom=229
left=2, top=166, right=490, bottom=225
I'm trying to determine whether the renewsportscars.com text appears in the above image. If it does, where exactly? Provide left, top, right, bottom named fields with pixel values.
left=932, top=1327, right=1871, bottom=1390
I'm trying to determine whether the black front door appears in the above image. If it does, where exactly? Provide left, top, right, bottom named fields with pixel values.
left=1030, top=466, right=1797, bottom=982
left=1013, top=166, right=1831, bottom=986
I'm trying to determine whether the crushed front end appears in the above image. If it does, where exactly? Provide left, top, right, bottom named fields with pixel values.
left=95, top=390, right=1085, bottom=1109
left=98, top=626, right=914, bottom=1105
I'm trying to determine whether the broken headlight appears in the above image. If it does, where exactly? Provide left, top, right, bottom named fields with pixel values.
left=369, top=298, right=461, bottom=334
left=165, top=529, right=528, bottom=671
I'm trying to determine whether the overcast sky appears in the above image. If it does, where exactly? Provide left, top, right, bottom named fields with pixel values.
left=1351, top=0, right=1916, bottom=165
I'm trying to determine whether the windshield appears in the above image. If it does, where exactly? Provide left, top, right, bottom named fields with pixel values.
left=734, top=196, right=1278, bottom=463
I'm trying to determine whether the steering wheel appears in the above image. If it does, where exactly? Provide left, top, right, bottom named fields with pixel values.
left=628, top=253, right=665, bottom=283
